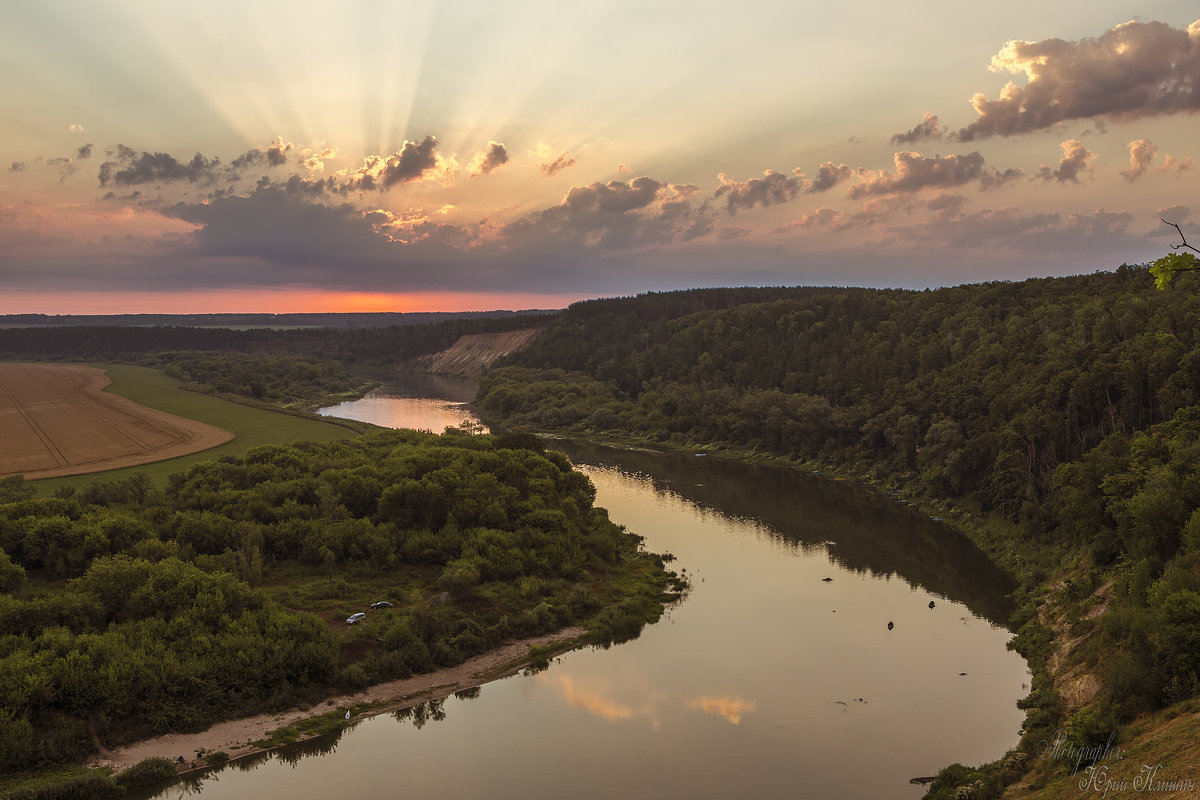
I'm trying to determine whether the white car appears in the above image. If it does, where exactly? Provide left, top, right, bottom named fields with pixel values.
left=346, top=612, right=366, bottom=624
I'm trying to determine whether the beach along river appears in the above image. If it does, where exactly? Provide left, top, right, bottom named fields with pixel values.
left=146, top=377, right=1028, bottom=799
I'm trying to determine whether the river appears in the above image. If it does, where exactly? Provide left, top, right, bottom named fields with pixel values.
left=150, top=376, right=1028, bottom=799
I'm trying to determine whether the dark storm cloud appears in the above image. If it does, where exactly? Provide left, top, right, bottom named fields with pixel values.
left=955, top=19, right=1200, bottom=141
left=160, top=187, right=399, bottom=266
left=469, top=141, right=509, bottom=176
left=99, top=147, right=221, bottom=186
left=76, top=143, right=93, bottom=159
left=1033, top=140, right=1095, bottom=184
left=891, top=113, right=944, bottom=145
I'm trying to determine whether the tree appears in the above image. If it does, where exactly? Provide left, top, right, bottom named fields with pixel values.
left=1150, top=220, right=1200, bottom=289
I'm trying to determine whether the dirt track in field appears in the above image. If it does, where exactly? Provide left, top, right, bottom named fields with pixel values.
left=0, top=363, right=233, bottom=479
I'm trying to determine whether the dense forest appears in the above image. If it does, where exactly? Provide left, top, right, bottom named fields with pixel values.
left=137, top=351, right=372, bottom=407
left=0, top=430, right=678, bottom=778
left=474, top=268, right=1200, bottom=796
left=0, top=313, right=548, bottom=367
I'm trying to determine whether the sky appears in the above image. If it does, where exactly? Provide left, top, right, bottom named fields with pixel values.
left=2, top=1, right=1199, bottom=313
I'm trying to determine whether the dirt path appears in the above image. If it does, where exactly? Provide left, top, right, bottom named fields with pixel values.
left=0, top=363, right=233, bottom=479
left=88, top=627, right=585, bottom=774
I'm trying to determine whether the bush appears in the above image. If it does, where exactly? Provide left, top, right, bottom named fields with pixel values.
left=116, top=756, right=179, bottom=789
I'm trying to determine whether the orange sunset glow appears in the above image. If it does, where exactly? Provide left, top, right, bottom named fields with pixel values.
left=2, top=3, right=1198, bottom=310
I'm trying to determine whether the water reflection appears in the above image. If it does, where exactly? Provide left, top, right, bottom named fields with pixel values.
left=141, top=385, right=1029, bottom=799
left=552, top=439, right=1015, bottom=625
left=317, top=374, right=486, bottom=433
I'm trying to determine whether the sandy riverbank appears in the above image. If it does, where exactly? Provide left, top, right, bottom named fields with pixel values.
left=89, top=627, right=586, bottom=774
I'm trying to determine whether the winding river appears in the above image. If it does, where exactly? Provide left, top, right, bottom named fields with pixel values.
left=148, top=376, right=1028, bottom=799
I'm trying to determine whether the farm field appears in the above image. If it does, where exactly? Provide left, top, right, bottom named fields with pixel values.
left=0, top=362, right=232, bottom=479
left=5, top=363, right=361, bottom=492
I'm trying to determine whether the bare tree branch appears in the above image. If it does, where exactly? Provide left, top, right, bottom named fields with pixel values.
left=1161, top=218, right=1200, bottom=255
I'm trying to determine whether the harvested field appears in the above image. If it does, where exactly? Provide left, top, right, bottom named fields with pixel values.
left=0, top=363, right=233, bottom=479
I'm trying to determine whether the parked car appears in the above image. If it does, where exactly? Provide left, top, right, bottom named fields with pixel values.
left=370, top=601, right=394, bottom=609
left=346, top=612, right=366, bottom=624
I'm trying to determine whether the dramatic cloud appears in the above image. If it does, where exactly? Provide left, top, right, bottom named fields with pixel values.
left=848, top=151, right=988, bottom=198
left=891, top=113, right=944, bottom=145
left=68, top=124, right=84, bottom=134
left=716, top=170, right=802, bottom=213
left=955, top=19, right=1200, bottom=141
left=805, top=162, right=854, bottom=193
left=715, top=162, right=852, bottom=213
left=540, top=151, right=576, bottom=176
left=468, top=141, right=509, bottom=176
left=380, top=135, right=442, bottom=187
left=99, top=146, right=221, bottom=186
left=76, top=144, right=93, bottom=159
left=503, top=176, right=712, bottom=248
left=231, top=137, right=296, bottom=170
left=978, top=167, right=1025, bottom=191
left=1034, top=139, right=1095, bottom=184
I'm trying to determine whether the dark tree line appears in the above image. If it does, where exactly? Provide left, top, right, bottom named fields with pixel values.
left=476, top=266, right=1200, bottom=720
left=0, top=430, right=675, bottom=774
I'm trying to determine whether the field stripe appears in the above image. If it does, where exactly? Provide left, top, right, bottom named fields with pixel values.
left=0, top=372, right=69, bottom=467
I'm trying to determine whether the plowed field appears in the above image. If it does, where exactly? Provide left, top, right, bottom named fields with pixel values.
left=0, top=363, right=233, bottom=479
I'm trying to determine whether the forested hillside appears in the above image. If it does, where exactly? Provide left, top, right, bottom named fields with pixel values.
left=476, top=267, right=1200, bottom=794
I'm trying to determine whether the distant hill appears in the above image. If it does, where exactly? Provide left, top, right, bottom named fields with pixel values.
left=0, top=310, right=555, bottom=329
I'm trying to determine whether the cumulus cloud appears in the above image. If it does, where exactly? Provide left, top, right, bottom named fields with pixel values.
left=955, top=19, right=1200, bottom=141
left=468, top=141, right=509, bottom=176
left=9, top=162, right=25, bottom=172
left=69, top=124, right=84, bottom=134
left=380, top=135, right=442, bottom=187
left=716, top=170, right=803, bottom=213
left=891, top=113, right=944, bottom=145
left=1121, top=140, right=1196, bottom=179
left=231, top=137, right=296, bottom=170
left=99, top=146, right=221, bottom=186
left=715, top=162, right=852, bottom=213
left=805, top=162, right=854, bottom=193
left=540, top=151, right=576, bottom=176
left=1122, top=139, right=1158, bottom=180
left=1034, top=139, right=1095, bottom=184
left=76, top=144, right=93, bottom=160
left=848, top=151, right=989, bottom=198
left=502, top=176, right=713, bottom=248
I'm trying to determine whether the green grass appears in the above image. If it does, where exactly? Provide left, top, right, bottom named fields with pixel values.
left=32, top=363, right=358, bottom=493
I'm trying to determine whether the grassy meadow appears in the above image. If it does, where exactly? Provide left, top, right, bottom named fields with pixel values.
left=31, top=363, right=360, bottom=493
